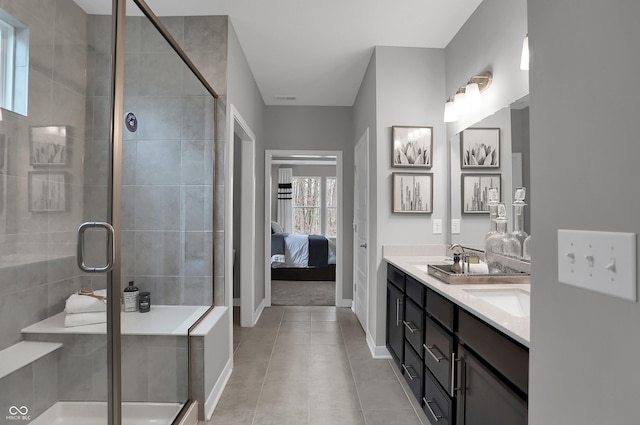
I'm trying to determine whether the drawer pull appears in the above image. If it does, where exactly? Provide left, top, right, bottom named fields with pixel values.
left=424, top=344, right=444, bottom=362
left=423, top=398, right=444, bottom=422
left=396, top=299, right=402, bottom=326
left=402, top=364, right=418, bottom=381
left=403, top=320, right=419, bottom=333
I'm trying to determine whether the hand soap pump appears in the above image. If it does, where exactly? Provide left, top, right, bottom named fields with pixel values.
left=123, top=281, right=139, bottom=312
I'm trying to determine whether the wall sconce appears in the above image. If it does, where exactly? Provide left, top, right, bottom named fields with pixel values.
left=443, top=71, right=493, bottom=123
left=520, top=34, right=529, bottom=70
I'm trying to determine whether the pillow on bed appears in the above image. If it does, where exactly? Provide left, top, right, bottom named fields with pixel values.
left=271, top=221, right=284, bottom=234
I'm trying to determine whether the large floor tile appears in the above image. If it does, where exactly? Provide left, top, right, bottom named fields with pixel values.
left=253, top=408, right=309, bottom=425
left=357, top=381, right=415, bottom=411
left=309, top=379, right=361, bottom=411
left=363, top=409, right=424, bottom=425
left=350, top=357, right=399, bottom=384
left=216, top=381, right=262, bottom=411
left=257, top=379, right=309, bottom=412
left=206, top=409, right=254, bottom=425
left=311, top=331, right=343, bottom=345
left=309, top=409, right=366, bottom=425
left=283, top=311, right=311, bottom=322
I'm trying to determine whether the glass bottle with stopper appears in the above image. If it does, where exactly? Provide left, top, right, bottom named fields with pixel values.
left=510, top=187, right=529, bottom=258
left=485, top=187, right=500, bottom=242
left=485, top=203, right=521, bottom=273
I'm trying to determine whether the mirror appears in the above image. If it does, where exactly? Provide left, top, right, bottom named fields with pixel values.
left=448, top=95, right=530, bottom=253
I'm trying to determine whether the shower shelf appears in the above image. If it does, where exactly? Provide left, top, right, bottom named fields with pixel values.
left=0, top=341, right=63, bottom=380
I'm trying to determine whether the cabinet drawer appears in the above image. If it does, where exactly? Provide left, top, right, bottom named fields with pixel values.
left=424, top=316, right=454, bottom=395
left=423, top=368, right=453, bottom=425
left=403, top=298, right=424, bottom=355
left=406, top=275, right=425, bottom=307
left=402, top=341, right=423, bottom=403
left=387, top=264, right=405, bottom=291
left=426, top=288, right=455, bottom=332
left=458, top=309, right=529, bottom=396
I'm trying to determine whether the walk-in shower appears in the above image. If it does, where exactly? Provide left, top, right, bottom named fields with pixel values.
left=0, top=1, right=219, bottom=424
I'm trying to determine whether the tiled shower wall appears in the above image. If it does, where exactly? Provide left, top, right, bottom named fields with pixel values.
left=83, top=15, right=226, bottom=305
left=0, top=0, right=89, bottom=352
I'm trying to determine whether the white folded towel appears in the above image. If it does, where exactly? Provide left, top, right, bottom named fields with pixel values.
left=64, top=289, right=107, bottom=314
left=468, top=262, right=490, bottom=274
left=64, top=312, right=107, bottom=327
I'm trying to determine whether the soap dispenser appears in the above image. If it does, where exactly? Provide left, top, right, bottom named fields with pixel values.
left=123, top=281, right=139, bottom=312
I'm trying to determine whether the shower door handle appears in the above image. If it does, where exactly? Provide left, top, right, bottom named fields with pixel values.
left=77, top=222, right=115, bottom=273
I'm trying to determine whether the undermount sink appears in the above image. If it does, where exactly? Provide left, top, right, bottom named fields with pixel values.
left=463, top=288, right=530, bottom=317
left=426, top=264, right=530, bottom=285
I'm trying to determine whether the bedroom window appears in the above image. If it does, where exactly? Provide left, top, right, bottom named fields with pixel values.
left=292, top=176, right=321, bottom=235
left=326, top=177, right=337, bottom=237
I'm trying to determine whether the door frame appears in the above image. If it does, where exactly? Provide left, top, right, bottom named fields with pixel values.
left=226, top=105, right=257, bottom=327
left=264, top=150, right=345, bottom=307
left=353, top=129, right=370, bottom=329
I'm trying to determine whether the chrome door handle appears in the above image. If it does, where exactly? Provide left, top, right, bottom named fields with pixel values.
left=77, top=222, right=115, bottom=273
left=359, top=243, right=367, bottom=248
left=402, top=364, right=417, bottom=381
left=423, top=398, right=444, bottom=422
left=424, top=344, right=444, bottom=363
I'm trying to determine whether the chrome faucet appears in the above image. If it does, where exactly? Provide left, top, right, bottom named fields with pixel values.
left=448, top=244, right=467, bottom=273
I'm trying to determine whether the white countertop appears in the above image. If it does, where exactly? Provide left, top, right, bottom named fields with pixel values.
left=384, top=253, right=530, bottom=347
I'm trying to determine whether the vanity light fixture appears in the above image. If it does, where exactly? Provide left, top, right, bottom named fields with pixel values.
left=444, top=96, right=458, bottom=123
left=520, top=34, right=529, bottom=70
left=443, top=71, right=493, bottom=123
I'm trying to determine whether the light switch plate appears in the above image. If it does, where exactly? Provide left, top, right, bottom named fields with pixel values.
left=451, top=219, right=461, bottom=234
left=433, top=219, right=442, bottom=235
left=558, top=229, right=636, bottom=302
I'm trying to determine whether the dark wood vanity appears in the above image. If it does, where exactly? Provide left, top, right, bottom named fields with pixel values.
left=386, top=263, right=528, bottom=425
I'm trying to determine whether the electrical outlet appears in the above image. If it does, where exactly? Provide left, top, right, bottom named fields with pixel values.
left=451, top=219, right=461, bottom=234
left=558, top=229, right=636, bottom=301
left=433, top=219, right=442, bottom=235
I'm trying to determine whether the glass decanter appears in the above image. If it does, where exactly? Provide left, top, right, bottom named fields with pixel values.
left=522, top=234, right=532, bottom=261
left=510, top=187, right=529, bottom=258
left=484, top=187, right=500, bottom=242
left=485, top=204, right=522, bottom=273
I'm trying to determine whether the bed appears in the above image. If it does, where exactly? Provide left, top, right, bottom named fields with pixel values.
left=270, top=222, right=336, bottom=281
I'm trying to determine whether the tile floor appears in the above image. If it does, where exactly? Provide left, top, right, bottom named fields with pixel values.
left=199, top=306, right=429, bottom=425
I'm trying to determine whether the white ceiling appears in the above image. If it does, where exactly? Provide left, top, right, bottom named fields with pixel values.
left=75, top=0, right=483, bottom=106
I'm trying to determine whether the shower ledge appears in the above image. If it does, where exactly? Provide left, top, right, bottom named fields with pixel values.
left=0, top=341, right=63, bottom=379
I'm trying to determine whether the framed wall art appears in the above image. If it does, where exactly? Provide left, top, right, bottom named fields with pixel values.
left=460, top=127, right=500, bottom=168
left=392, top=126, right=433, bottom=168
left=30, top=126, right=70, bottom=166
left=392, top=172, right=433, bottom=214
left=28, top=171, right=68, bottom=212
left=462, top=173, right=501, bottom=214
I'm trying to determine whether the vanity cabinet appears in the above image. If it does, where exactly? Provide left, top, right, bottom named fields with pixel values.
left=385, top=263, right=529, bottom=425
left=386, top=265, right=405, bottom=367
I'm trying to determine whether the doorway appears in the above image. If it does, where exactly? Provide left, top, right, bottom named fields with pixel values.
left=264, top=150, right=345, bottom=307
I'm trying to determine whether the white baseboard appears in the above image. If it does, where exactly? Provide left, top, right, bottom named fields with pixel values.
left=337, top=298, right=352, bottom=308
left=233, top=297, right=241, bottom=306
left=253, top=298, right=267, bottom=325
left=366, top=330, right=391, bottom=359
left=204, top=358, right=233, bottom=421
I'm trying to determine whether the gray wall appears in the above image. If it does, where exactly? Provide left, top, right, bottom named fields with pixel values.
left=528, top=1, right=640, bottom=423
left=510, top=107, right=530, bottom=234
left=359, top=46, right=447, bottom=346
left=226, top=20, right=267, bottom=311
left=264, top=106, right=354, bottom=301
left=445, top=0, right=529, bottom=136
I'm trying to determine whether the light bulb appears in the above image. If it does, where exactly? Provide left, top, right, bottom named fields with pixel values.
left=465, top=82, right=481, bottom=108
left=444, top=99, right=458, bottom=123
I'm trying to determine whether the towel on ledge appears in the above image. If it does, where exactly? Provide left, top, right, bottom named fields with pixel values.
left=64, top=289, right=107, bottom=314
left=64, top=312, right=106, bottom=327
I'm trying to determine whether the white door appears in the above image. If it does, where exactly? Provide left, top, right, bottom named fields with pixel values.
left=354, top=130, right=369, bottom=330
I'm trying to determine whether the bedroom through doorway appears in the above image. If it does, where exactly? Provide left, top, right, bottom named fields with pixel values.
left=264, top=150, right=344, bottom=307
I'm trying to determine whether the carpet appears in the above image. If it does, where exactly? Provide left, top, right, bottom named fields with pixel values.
left=271, top=280, right=335, bottom=306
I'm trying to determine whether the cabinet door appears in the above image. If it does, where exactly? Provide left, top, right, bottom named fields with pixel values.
left=386, top=283, right=404, bottom=367
left=456, top=346, right=527, bottom=425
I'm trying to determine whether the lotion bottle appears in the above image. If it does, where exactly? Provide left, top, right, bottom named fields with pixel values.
left=123, top=281, right=139, bottom=312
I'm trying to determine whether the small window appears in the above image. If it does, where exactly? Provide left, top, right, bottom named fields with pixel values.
left=326, top=177, right=337, bottom=237
left=0, top=9, right=29, bottom=116
left=292, top=177, right=321, bottom=235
